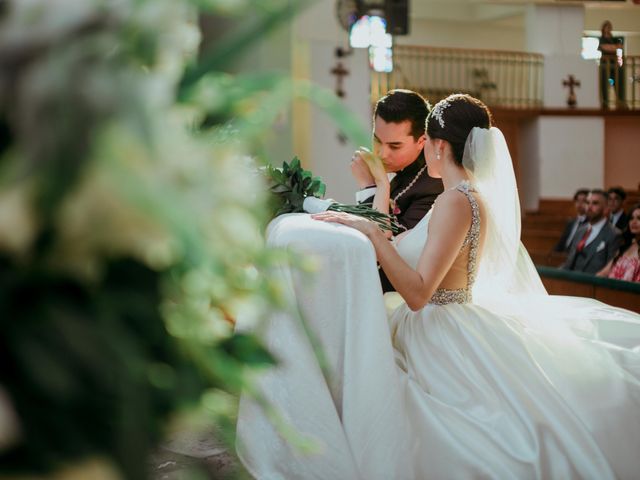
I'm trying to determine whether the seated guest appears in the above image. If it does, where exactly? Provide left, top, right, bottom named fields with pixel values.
left=562, top=189, right=622, bottom=274
left=598, top=203, right=640, bottom=282
left=553, top=188, right=589, bottom=252
left=607, top=186, right=629, bottom=232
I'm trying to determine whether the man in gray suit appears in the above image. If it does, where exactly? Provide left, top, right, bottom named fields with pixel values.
left=562, top=189, right=621, bottom=274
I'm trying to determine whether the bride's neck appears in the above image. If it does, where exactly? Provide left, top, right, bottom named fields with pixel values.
left=441, top=160, right=469, bottom=190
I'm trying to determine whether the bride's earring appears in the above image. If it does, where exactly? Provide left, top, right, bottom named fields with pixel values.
left=436, top=152, right=441, bottom=161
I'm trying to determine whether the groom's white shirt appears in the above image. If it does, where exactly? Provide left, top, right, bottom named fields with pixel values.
left=355, top=173, right=396, bottom=203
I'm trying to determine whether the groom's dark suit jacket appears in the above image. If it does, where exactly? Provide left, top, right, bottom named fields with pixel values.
left=361, top=153, right=444, bottom=292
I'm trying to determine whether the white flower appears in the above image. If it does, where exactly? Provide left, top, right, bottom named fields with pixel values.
left=0, top=182, right=37, bottom=257
left=0, top=385, right=21, bottom=452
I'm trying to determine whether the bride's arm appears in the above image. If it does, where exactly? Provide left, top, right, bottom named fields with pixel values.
left=313, top=190, right=471, bottom=311
left=371, top=183, right=394, bottom=240
left=373, top=191, right=471, bottom=310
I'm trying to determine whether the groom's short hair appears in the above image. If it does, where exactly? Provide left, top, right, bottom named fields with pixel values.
left=374, top=89, right=430, bottom=141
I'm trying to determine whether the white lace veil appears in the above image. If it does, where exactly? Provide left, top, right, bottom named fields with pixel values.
left=462, top=127, right=547, bottom=308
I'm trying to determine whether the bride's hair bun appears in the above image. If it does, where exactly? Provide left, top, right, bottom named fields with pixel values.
left=426, top=94, right=492, bottom=166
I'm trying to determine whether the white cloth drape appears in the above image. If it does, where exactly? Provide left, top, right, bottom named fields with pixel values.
left=236, top=214, right=414, bottom=480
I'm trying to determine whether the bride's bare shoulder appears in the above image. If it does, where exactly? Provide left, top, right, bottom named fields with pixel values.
left=431, top=188, right=473, bottom=222
left=425, top=189, right=474, bottom=246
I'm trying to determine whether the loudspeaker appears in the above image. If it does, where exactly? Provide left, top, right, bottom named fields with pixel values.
left=385, top=0, right=409, bottom=36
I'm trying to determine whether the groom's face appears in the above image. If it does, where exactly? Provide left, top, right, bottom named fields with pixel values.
left=373, top=117, right=425, bottom=173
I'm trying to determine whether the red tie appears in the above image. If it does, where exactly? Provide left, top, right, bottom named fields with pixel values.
left=576, top=225, right=592, bottom=253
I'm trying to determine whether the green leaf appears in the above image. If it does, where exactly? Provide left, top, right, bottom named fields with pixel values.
left=218, top=333, right=276, bottom=366
left=270, top=184, right=291, bottom=194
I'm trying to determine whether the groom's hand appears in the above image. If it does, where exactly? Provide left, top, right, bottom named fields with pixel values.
left=357, top=147, right=387, bottom=186
left=350, top=150, right=375, bottom=188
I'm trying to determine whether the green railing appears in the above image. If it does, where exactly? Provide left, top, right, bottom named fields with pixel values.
left=372, top=45, right=544, bottom=108
left=537, top=265, right=640, bottom=294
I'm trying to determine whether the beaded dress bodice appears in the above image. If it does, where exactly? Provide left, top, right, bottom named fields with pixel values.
left=394, top=181, right=480, bottom=306
left=429, top=182, right=480, bottom=305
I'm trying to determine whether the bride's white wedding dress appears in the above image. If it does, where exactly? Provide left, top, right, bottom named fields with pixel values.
left=236, top=213, right=414, bottom=479
left=390, top=182, right=640, bottom=479
left=236, top=130, right=640, bottom=479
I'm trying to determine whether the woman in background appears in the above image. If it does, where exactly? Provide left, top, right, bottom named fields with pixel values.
left=598, top=20, right=626, bottom=108
left=599, top=203, right=640, bottom=282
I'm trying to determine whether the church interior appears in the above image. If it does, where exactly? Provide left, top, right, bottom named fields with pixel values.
left=224, top=0, right=640, bottom=312
left=1, top=1, right=640, bottom=479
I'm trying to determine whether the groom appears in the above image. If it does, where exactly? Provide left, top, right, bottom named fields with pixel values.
left=351, top=89, right=443, bottom=291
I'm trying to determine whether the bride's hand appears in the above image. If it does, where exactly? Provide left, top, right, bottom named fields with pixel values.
left=311, top=211, right=380, bottom=238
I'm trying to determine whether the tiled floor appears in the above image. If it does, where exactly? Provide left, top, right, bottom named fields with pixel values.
left=150, top=428, right=247, bottom=479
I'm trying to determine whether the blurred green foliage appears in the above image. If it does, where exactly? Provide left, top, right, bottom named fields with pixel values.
left=0, top=0, right=370, bottom=478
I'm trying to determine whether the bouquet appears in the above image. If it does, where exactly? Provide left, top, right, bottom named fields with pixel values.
left=264, top=157, right=402, bottom=234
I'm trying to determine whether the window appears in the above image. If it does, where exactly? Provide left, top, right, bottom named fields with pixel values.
left=369, top=46, right=393, bottom=73
left=349, top=15, right=393, bottom=72
left=582, top=36, right=601, bottom=60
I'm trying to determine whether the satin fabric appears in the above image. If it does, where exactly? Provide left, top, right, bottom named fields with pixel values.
left=390, top=299, right=640, bottom=479
left=237, top=212, right=640, bottom=479
left=236, top=214, right=414, bottom=480
left=392, top=208, right=640, bottom=479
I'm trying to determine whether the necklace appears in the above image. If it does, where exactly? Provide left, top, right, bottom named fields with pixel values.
left=390, top=163, right=427, bottom=215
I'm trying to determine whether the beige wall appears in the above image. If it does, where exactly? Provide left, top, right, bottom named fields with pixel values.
left=401, top=7, right=640, bottom=56
left=292, top=0, right=372, bottom=203
left=604, top=117, right=640, bottom=191
left=396, top=18, right=525, bottom=51
left=625, top=36, right=640, bottom=56
left=584, top=8, right=640, bottom=56
left=538, top=116, right=605, bottom=199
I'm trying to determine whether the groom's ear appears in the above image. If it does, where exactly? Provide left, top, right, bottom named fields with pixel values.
left=416, top=134, right=426, bottom=149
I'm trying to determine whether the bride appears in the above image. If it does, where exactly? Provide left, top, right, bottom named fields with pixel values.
left=236, top=94, right=640, bottom=479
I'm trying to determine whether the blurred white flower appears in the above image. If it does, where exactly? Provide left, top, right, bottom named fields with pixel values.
left=50, top=457, right=123, bottom=480
left=226, top=295, right=273, bottom=331
left=0, top=385, right=21, bottom=452
left=0, top=0, right=99, bottom=44
left=0, top=181, right=37, bottom=257
left=53, top=163, right=178, bottom=278
left=212, top=206, right=264, bottom=252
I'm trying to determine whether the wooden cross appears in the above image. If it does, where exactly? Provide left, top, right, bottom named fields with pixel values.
left=562, top=74, right=581, bottom=108
left=331, top=61, right=349, bottom=98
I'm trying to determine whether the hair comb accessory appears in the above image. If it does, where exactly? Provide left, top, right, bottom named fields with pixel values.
left=431, top=100, right=451, bottom=129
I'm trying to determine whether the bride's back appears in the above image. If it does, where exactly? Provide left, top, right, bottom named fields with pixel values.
left=394, top=185, right=487, bottom=301
left=436, top=189, right=486, bottom=292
